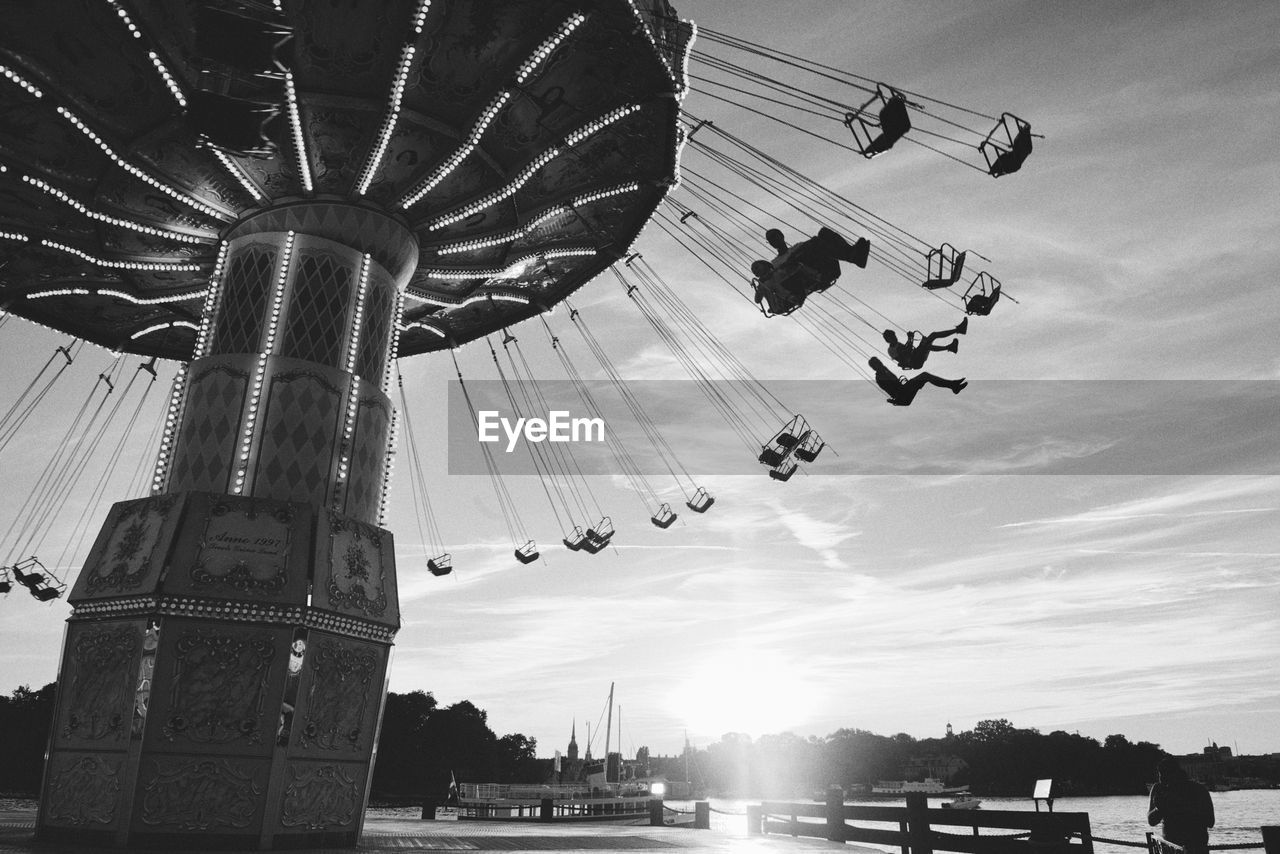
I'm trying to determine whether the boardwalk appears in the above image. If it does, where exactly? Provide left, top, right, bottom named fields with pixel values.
left=0, top=805, right=881, bottom=854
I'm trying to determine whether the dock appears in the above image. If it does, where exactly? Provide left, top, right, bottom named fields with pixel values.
left=0, top=803, right=876, bottom=854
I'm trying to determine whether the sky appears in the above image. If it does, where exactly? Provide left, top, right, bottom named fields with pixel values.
left=2, top=0, right=1279, bottom=765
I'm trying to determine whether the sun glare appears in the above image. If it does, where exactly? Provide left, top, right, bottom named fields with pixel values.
left=670, top=652, right=820, bottom=740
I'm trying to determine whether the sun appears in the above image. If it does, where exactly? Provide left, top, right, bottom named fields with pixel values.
left=669, top=651, right=821, bottom=740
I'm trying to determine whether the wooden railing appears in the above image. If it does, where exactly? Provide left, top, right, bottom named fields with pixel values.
left=748, top=792, right=1094, bottom=854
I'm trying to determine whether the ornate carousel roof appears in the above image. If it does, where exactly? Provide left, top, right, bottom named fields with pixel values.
left=0, top=0, right=693, bottom=359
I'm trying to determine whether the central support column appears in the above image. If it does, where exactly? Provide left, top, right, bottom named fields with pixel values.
left=37, top=203, right=417, bottom=850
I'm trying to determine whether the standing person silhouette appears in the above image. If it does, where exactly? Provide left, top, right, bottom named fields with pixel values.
left=1148, top=757, right=1215, bottom=854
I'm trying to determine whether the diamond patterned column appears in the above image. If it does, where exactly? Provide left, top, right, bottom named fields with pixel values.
left=38, top=205, right=417, bottom=850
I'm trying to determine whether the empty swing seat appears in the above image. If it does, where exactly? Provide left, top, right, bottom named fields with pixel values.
left=582, top=518, right=615, bottom=554
left=844, top=85, right=912, bottom=158
left=32, top=581, right=66, bottom=602
left=922, top=245, right=967, bottom=290
left=686, top=487, right=715, bottom=513
left=963, top=273, right=1003, bottom=316
left=758, top=446, right=786, bottom=467
left=794, top=434, right=825, bottom=463
left=0, top=568, right=11, bottom=594
left=428, top=554, right=453, bottom=577
left=563, top=528, right=587, bottom=552
left=769, top=462, right=798, bottom=482
left=980, top=113, right=1033, bottom=178
left=651, top=504, right=678, bottom=529
left=514, top=541, right=540, bottom=564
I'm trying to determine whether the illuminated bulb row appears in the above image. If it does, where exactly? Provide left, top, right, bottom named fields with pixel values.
left=0, top=229, right=29, bottom=242
left=148, top=51, right=187, bottom=109
left=211, top=148, right=266, bottom=202
left=1, top=64, right=43, bottom=98
left=152, top=364, right=188, bottom=493
left=399, top=91, right=511, bottom=209
left=130, top=320, right=199, bottom=340
left=625, top=0, right=677, bottom=83
left=402, top=320, right=449, bottom=338
left=356, top=45, right=416, bottom=196
left=382, top=292, right=406, bottom=395
left=28, top=288, right=91, bottom=298
left=336, top=375, right=361, bottom=483
left=542, top=248, right=597, bottom=260
left=56, top=106, right=226, bottom=219
left=435, top=208, right=568, bottom=254
left=40, top=239, right=203, bottom=271
left=21, top=174, right=207, bottom=243
left=284, top=72, right=313, bottom=193
left=427, top=146, right=560, bottom=230
left=345, top=255, right=372, bottom=373
left=423, top=266, right=505, bottom=280
left=411, top=0, right=432, bottom=34
left=193, top=241, right=230, bottom=358
left=105, top=1, right=143, bottom=38
left=233, top=232, right=295, bottom=495
left=515, top=13, right=586, bottom=84
left=378, top=408, right=399, bottom=525
left=563, top=103, right=640, bottom=146
left=464, top=292, right=530, bottom=307
left=99, top=287, right=208, bottom=305
left=427, top=108, right=642, bottom=230
left=572, top=181, right=641, bottom=206
left=677, top=20, right=697, bottom=96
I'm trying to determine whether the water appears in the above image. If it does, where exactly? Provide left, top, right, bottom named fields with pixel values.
left=670, top=790, right=1280, bottom=847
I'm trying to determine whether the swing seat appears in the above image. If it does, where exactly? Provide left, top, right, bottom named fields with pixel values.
left=514, top=541, right=540, bottom=564
left=686, top=487, right=715, bottom=513
left=758, top=446, right=786, bottom=467
left=583, top=518, right=615, bottom=553
left=563, top=528, right=587, bottom=552
left=32, top=583, right=65, bottom=602
left=963, top=273, right=1002, bottom=316
left=844, top=85, right=912, bottom=158
left=770, top=415, right=809, bottom=450
left=980, top=113, right=1033, bottom=178
left=922, top=245, right=967, bottom=290
left=794, top=435, right=825, bottom=463
left=769, top=462, right=798, bottom=482
left=428, top=554, right=453, bottom=577
left=16, top=570, right=45, bottom=589
left=651, top=504, right=678, bottom=529
left=0, top=571, right=11, bottom=594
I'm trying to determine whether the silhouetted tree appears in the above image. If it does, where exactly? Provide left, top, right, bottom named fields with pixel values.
left=0, top=683, right=57, bottom=795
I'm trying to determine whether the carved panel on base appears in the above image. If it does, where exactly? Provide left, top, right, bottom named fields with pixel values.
left=164, top=493, right=312, bottom=606
left=293, top=636, right=384, bottom=754
left=55, top=621, right=142, bottom=747
left=277, top=761, right=364, bottom=832
left=312, top=512, right=399, bottom=628
left=42, top=754, right=125, bottom=829
left=137, top=757, right=265, bottom=832
left=71, top=495, right=183, bottom=600
left=145, top=621, right=288, bottom=755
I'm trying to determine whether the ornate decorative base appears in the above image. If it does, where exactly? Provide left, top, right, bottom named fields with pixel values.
left=36, top=491, right=399, bottom=850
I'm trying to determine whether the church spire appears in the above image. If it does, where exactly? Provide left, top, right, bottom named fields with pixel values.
left=568, top=717, right=579, bottom=761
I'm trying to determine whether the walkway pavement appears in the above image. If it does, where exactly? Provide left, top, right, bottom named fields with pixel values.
left=0, top=805, right=882, bottom=854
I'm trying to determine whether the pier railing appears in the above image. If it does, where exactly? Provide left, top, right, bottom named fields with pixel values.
left=749, top=792, right=1095, bottom=854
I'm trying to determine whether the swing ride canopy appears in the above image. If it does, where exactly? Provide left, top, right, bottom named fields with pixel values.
left=0, top=0, right=694, bottom=359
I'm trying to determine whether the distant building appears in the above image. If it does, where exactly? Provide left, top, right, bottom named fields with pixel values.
left=901, top=754, right=967, bottom=782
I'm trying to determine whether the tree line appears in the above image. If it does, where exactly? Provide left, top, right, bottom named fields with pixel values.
left=5, top=684, right=1275, bottom=800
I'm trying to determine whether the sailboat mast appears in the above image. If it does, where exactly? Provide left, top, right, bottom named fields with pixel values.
left=604, top=682, right=614, bottom=783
